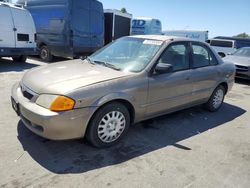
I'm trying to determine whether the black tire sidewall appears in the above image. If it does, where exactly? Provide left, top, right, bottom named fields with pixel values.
left=86, top=102, right=130, bottom=148
left=206, top=85, right=225, bottom=112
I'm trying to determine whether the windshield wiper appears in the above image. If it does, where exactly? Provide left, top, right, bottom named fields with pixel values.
left=94, top=60, right=121, bottom=71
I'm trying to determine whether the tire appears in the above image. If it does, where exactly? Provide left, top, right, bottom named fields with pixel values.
left=12, top=55, right=27, bottom=62
left=40, top=45, right=53, bottom=62
left=86, top=102, right=130, bottom=148
left=205, top=85, right=225, bottom=112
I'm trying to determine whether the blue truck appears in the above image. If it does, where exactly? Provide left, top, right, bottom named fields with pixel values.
left=17, top=0, right=104, bottom=62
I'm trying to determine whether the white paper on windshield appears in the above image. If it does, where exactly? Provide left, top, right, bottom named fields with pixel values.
left=143, top=40, right=163, bottom=46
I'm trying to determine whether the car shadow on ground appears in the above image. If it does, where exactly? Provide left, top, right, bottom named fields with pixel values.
left=0, top=58, right=39, bottom=73
left=17, top=103, right=246, bottom=174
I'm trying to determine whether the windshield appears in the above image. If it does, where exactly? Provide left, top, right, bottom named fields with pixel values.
left=89, top=37, right=163, bottom=73
left=233, top=48, right=250, bottom=57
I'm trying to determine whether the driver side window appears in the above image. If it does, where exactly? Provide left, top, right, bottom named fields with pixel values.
left=158, top=43, right=190, bottom=71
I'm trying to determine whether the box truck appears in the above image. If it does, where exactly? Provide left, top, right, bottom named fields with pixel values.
left=163, top=30, right=209, bottom=42
left=0, top=2, right=37, bottom=62
left=131, top=18, right=162, bottom=35
left=104, top=9, right=132, bottom=45
left=17, top=0, right=104, bottom=62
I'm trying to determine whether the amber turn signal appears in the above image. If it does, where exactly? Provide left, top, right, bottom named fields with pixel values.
left=50, top=96, right=75, bottom=112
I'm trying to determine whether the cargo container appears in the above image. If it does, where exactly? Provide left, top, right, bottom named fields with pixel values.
left=104, top=9, right=132, bottom=45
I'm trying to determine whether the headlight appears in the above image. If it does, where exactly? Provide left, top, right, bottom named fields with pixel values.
left=36, top=94, right=75, bottom=112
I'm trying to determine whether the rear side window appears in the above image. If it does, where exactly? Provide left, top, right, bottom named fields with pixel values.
left=158, top=43, right=190, bottom=71
left=17, top=34, right=29, bottom=41
left=210, top=40, right=233, bottom=48
left=192, top=44, right=218, bottom=68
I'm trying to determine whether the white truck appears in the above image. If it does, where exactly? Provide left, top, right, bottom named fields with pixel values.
left=163, top=30, right=209, bottom=42
left=0, top=2, right=37, bottom=62
left=131, top=17, right=162, bottom=35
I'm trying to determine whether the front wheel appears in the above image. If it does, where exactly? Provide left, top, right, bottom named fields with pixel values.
left=205, top=85, right=225, bottom=112
left=86, top=102, right=130, bottom=148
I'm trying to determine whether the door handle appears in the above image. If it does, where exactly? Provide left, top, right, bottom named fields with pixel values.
left=13, top=28, right=17, bottom=31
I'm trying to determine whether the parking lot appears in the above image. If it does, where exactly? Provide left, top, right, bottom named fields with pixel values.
left=0, top=58, right=250, bottom=188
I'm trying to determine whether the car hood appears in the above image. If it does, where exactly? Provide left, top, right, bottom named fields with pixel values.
left=223, top=55, right=250, bottom=66
left=21, top=59, right=133, bottom=94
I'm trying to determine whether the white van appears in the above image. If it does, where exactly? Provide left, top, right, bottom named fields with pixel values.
left=0, top=2, right=37, bottom=62
left=131, top=17, right=162, bottom=35
left=209, top=39, right=237, bottom=58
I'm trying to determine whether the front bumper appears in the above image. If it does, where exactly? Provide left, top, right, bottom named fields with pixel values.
left=11, top=83, right=97, bottom=140
left=235, top=65, right=250, bottom=80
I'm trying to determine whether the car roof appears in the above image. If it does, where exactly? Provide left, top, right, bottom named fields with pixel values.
left=128, top=35, right=198, bottom=42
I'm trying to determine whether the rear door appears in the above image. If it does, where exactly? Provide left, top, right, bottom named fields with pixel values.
left=0, top=5, right=15, bottom=48
left=10, top=7, right=36, bottom=48
left=189, top=42, right=220, bottom=102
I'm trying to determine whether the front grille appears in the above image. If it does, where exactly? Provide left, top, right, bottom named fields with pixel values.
left=236, top=65, right=249, bottom=72
left=236, top=73, right=250, bottom=79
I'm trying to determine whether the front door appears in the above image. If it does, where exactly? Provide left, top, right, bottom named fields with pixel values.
left=146, top=42, right=193, bottom=117
left=189, top=42, right=220, bottom=102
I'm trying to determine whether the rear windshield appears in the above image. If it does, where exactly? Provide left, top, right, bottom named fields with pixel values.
left=210, top=40, right=233, bottom=48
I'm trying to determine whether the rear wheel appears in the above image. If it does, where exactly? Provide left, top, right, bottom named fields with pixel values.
left=205, top=85, right=225, bottom=112
left=40, top=45, right=53, bottom=62
left=12, top=55, right=27, bottom=62
left=86, top=102, right=130, bottom=148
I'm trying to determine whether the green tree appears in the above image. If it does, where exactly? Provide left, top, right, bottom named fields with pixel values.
left=121, top=8, right=127, bottom=13
left=233, top=32, right=250, bottom=38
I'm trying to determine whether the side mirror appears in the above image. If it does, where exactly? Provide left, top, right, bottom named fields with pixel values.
left=155, top=63, right=173, bottom=74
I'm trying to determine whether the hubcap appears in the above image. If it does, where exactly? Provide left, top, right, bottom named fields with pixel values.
left=41, top=49, right=48, bottom=59
left=97, top=111, right=126, bottom=143
left=213, top=89, right=224, bottom=109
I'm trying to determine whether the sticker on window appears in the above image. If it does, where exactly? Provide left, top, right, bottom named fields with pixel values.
left=143, top=40, right=163, bottom=46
